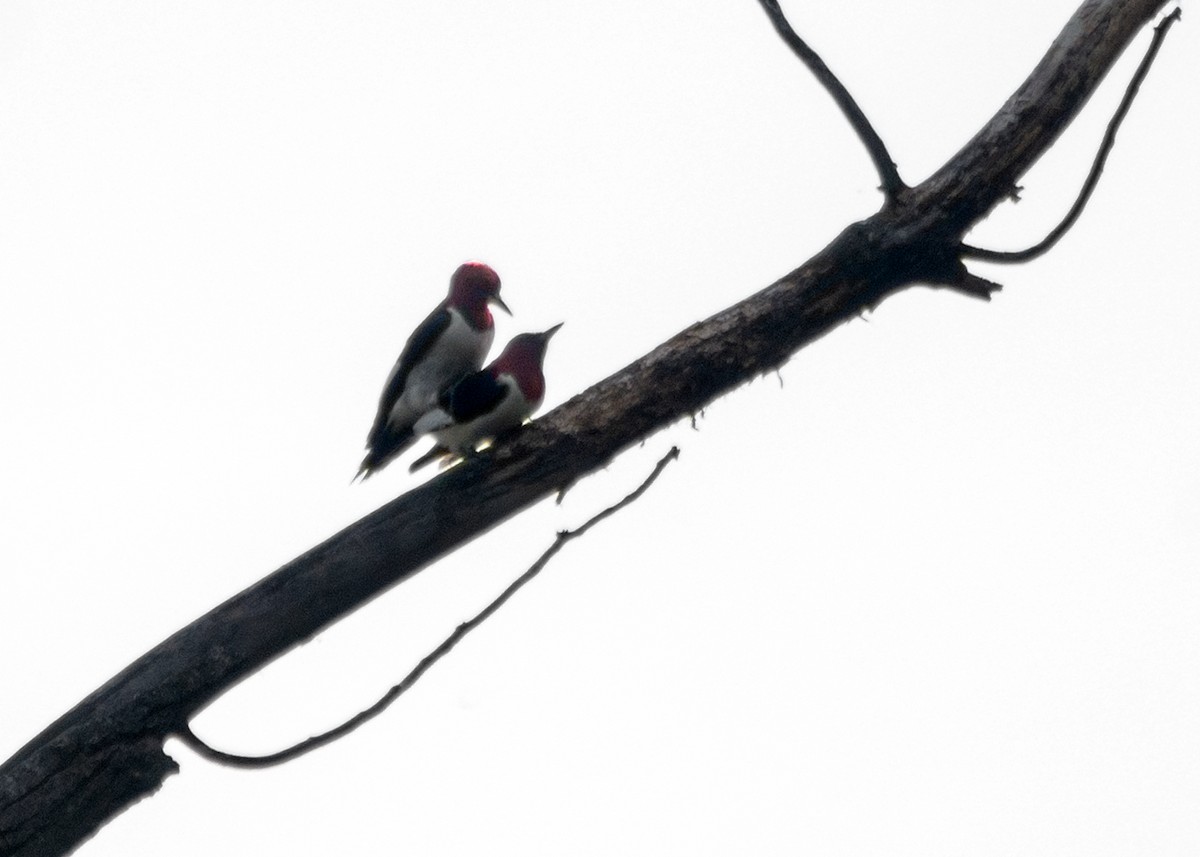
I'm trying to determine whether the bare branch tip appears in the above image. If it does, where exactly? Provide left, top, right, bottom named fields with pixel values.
left=957, top=272, right=1004, bottom=301
left=754, top=0, right=903, bottom=203
left=557, top=478, right=582, bottom=504
left=957, top=11, right=1179, bottom=267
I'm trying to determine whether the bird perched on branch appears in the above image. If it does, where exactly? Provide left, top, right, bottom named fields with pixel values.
left=357, top=261, right=510, bottom=479
left=409, top=323, right=562, bottom=472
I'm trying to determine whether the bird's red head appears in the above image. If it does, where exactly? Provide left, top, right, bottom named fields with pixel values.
left=491, top=323, right=562, bottom=404
left=447, top=261, right=510, bottom=328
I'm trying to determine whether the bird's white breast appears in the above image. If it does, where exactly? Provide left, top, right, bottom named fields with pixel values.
left=388, top=308, right=492, bottom=427
left=433, top=374, right=531, bottom=453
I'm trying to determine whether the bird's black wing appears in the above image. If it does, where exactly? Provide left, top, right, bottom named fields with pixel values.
left=441, top=370, right=508, bottom=423
left=365, top=304, right=451, bottom=446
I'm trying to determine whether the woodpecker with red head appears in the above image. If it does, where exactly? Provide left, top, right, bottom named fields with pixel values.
left=408, top=323, right=562, bottom=472
left=357, top=261, right=510, bottom=479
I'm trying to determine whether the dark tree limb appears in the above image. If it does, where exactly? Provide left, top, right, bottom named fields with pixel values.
left=755, top=0, right=907, bottom=201
left=0, top=2, right=1179, bottom=855
left=962, top=7, right=1182, bottom=262
left=176, top=448, right=681, bottom=769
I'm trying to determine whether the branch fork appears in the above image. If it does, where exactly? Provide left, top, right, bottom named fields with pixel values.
left=0, top=4, right=1181, bottom=854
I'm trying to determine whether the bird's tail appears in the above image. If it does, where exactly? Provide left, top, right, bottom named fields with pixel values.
left=408, top=444, right=452, bottom=473
left=354, top=428, right=416, bottom=482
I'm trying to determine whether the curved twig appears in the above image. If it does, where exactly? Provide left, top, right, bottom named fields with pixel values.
left=961, top=7, right=1181, bottom=263
left=176, top=447, right=682, bottom=769
left=1, top=5, right=1177, bottom=853
left=755, top=0, right=906, bottom=201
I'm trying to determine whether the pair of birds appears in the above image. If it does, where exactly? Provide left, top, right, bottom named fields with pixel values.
left=357, top=261, right=560, bottom=479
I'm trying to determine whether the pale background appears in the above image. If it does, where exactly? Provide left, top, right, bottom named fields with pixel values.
left=1, top=1, right=1198, bottom=855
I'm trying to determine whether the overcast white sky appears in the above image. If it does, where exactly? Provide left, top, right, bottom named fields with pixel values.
left=2, top=2, right=1198, bottom=855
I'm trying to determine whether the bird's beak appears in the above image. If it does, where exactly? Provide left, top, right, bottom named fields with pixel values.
left=491, top=295, right=512, bottom=316
left=542, top=322, right=564, bottom=339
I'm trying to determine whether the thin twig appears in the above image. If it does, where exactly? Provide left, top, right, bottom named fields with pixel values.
left=961, top=7, right=1181, bottom=263
left=176, top=447, right=682, bottom=769
left=5, top=6, right=1177, bottom=849
left=755, top=0, right=905, bottom=201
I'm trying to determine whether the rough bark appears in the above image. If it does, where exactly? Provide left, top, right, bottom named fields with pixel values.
left=0, top=1, right=1174, bottom=854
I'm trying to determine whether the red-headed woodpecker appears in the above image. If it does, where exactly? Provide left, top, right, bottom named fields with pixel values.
left=408, top=323, right=562, bottom=472
left=357, top=261, right=510, bottom=479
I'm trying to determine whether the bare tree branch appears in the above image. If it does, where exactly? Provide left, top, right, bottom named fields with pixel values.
left=755, top=0, right=906, bottom=201
left=962, top=7, right=1182, bottom=262
left=175, top=448, right=681, bottom=769
left=0, top=2, right=1179, bottom=855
